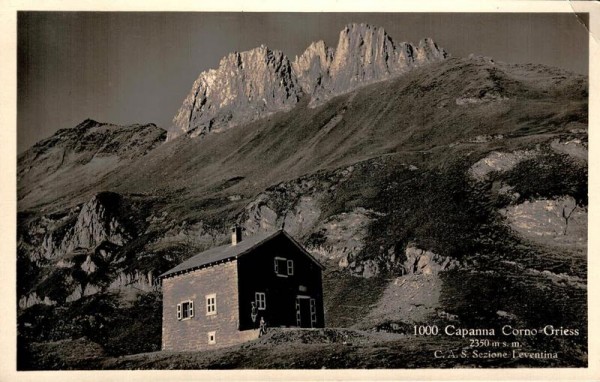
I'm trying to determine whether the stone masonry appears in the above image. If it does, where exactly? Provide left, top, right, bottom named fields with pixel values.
left=162, top=260, right=258, bottom=351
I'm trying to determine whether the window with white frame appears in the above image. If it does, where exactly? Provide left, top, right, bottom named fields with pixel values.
left=274, top=257, right=294, bottom=276
left=206, top=293, right=217, bottom=315
left=274, top=257, right=287, bottom=276
left=255, top=292, right=266, bottom=310
left=207, top=331, right=216, bottom=345
left=177, top=300, right=194, bottom=320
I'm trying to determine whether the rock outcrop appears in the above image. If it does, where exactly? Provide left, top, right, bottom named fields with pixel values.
left=19, top=292, right=57, bottom=309
left=291, top=40, right=334, bottom=96
left=364, top=273, right=443, bottom=325
left=172, top=45, right=301, bottom=139
left=469, top=150, right=537, bottom=181
left=240, top=171, right=347, bottom=237
left=400, top=245, right=459, bottom=276
left=18, top=192, right=149, bottom=306
left=501, top=195, right=587, bottom=252
left=309, top=208, right=381, bottom=268
left=550, top=138, right=588, bottom=162
left=362, top=246, right=458, bottom=326
left=35, top=192, right=130, bottom=262
left=63, top=193, right=129, bottom=251
left=171, top=23, right=448, bottom=138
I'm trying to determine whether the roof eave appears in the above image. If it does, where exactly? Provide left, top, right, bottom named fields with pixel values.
left=159, top=255, right=238, bottom=279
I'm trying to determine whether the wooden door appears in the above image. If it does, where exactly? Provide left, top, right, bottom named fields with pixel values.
left=295, top=296, right=313, bottom=328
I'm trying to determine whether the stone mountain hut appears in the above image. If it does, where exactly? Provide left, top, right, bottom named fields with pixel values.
left=159, top=227, right=325, bottom=351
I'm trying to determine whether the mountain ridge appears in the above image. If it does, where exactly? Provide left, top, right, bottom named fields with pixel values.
left=18, top=56, right=586, bottom=212
left=170, top=23, right=448, bottom=139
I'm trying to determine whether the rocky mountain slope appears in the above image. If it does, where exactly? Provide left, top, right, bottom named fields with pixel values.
left=18, top=119, right=166, bottom=210
left=171, top=23, right=447, bottom=139
left=17, top=28, right=587, bottom=368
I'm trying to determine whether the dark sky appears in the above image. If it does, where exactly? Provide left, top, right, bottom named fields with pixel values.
left=17, top=12, right=589, bottom=153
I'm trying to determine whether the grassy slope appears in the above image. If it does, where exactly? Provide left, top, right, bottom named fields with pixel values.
left=18, top=57, right=586, bottom=218
left=23, top=327, right=585, bottom=369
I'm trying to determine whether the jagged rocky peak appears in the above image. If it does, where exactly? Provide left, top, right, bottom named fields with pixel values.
left=72, top=191, right=129, bottom=249
left=329, top=23, right=399, bottom=82
left=38, top=191, right=130, bottom=261
left=291, top=23, right=448, bottom=100
left=321, top=23, right=448, bottom=96
left=292, top=40, right=334, bottom=95
left=171, top=23, right=448, bottom=139
left=415, top=38, right=448, bottom=63
left=171, top=44, right=301, bottom=139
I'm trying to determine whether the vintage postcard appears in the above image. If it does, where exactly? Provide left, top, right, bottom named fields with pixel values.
left=2, top=0, right=599, bottom=381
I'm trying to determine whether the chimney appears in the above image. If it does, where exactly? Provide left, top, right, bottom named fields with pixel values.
left=231, top=225, right=242, bottom=245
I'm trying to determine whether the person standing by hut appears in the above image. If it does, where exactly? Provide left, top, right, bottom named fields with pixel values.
left=259, top=316, right=267, bottom=337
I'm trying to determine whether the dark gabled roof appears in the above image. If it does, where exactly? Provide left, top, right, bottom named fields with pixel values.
left=159, top=229, right=324, bottom=279
left=159, top=230, right=277, bottom=279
